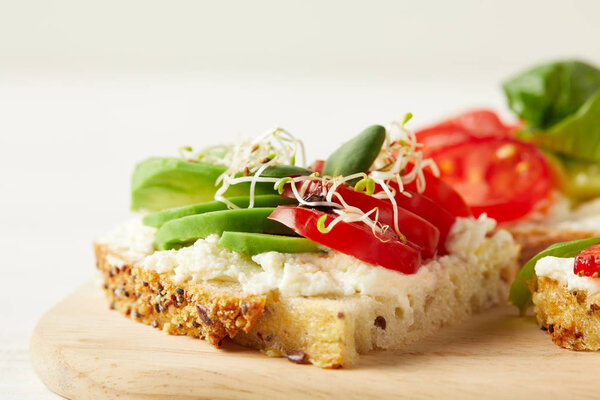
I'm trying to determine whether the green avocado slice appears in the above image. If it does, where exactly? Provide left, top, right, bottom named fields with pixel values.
left=131, top=158, right=311, bottom=212
left=143, top=195, right=297, bottom=228
left=154, top=208, right=295, bottom=250
left=218, top=232, right=321, bottom=256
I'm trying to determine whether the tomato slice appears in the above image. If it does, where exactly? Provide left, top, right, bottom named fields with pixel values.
left=401, top=167, right=472, bottom=218
left=574, top=243, right=600, bottom=278
left=428, top=137, right=552, bottom=222
left=416, top=109, right=513, bottom=157
left=282, top=181, right=440, bottom=258
left=310, top=159, right=325, bottom=174
left=433, top=109, right=512, bottom=137
left=386, top=188, right=456, bottom=254
left=269, top=206, right=422, bottom=273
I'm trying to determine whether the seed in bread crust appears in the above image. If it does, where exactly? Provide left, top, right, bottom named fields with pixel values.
left=152, top=320, right=159, bottom=328
left=374, top=316, right=387, bottom=330
left=337, top=312, right=345, bottom=319
left=287, top=351, right=308, bottom=364
left=154, top=304, right=162, bottom=313
left=196, top=305, right=214, bottom=325
left=176, top=287, right=185, bottom=295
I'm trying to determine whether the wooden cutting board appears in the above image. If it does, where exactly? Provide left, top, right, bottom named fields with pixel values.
left=31, top=282, right=598, bottom=400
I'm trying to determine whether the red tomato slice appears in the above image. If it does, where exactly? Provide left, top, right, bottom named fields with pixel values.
left=434, top=109, right=512, bottom=137
left=310, top=159, right=325, bottom=174
left=269, top=206, right=422, bottom=273
left=416, top=125, right=475, bottom=157
left=282, top=181, right=440, bottom=258
left=428, top=137, right=552, bottom=222
left=401, top=167, right=472, bottom=218
left=386, top=188, right=456, bottom=254
left=575, top=244, right=600, bottom=278
left=416, top=109, right=512, bottom=157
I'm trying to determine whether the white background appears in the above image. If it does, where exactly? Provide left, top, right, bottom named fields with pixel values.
left=1, top=0, right=600, bottom=398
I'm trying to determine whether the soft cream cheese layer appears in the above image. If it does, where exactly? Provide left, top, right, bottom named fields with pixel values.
left=99, top=214, right=516, bottom=298
left=535, top=256, right=600, bottom=295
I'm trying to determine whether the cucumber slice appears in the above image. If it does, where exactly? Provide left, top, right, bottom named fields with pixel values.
left=219, top=232, right=321, bottom=256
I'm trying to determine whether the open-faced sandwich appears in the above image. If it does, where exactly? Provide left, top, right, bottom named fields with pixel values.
left=95, top=117, right=519, bottom=368
left=510, top=238, right=600, bottom=350
left=411, top=59, right=600, bottom=264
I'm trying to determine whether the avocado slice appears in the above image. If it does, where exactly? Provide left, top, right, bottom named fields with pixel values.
left=218, top=231, right=321, bottom=256
left=131, top=158, right=311, bottom=212
left=154, top=208, right=296, bottom=250
left=143, top=195, right=297, bottom=227
left=132, top=158, right=229, bottom=211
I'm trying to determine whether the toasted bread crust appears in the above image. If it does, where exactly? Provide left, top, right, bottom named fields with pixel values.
left=532, top=276, right=600, bottom=350
left=233, top=295, right=353, bottom=368
left=95, top=234, right=516, bottom=368
left=507, top=226, right=600, bottom=266
left=95, top=243, right=266, bottom=346
left=95, top=242, right=351, bottom=367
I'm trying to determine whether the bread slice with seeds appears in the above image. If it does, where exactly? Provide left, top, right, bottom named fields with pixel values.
left=508, top=226, right=600, bottom=266
left=95, top=215, right=519, bottom=368
left=505, top=197, right=600, bottom=266
left=532, top=276, right=600, bottom=350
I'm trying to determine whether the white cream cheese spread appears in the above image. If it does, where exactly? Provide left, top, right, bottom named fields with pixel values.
left=98, top=214, right=517, bottom=299
left=535, top=256, right=600, bottom=295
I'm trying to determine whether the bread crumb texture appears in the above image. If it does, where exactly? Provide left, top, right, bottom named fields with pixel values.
left=532, top=276, right=600, bottom=350
left=95, top=221, right=518, bottom=368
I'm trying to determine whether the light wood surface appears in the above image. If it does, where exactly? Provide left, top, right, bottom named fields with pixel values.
left=31, top=282, right=599, bottom=400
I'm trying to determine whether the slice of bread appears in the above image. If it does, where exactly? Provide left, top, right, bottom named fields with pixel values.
left=95, top=217, right=519, bottom=368
left=506, top=197, right=600, bottom=265
left=507, top=226, right=600, bottom=266
left=532, top=276, right=600, bottom=350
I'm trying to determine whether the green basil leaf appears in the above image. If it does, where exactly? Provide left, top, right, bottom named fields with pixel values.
left=533, top=89, right=600, bottom=162
left=509, top=237, right=600, bottom=315
left=503, top=60, right=600, bottom=129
